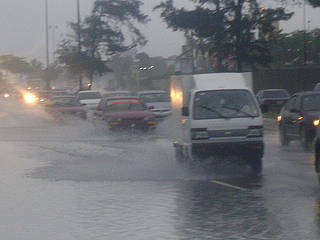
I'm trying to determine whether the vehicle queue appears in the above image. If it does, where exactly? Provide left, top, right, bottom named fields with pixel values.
left=5, top=76, right=320, bottom=181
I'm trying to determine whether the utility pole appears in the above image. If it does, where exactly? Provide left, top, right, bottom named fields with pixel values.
left=45, top=0, right=50, bottom=89
left=77, top=0, right=83, bottom=90
left=49, top=25, right=58, bottom=63
left=303, top=0, right=307, bottom=64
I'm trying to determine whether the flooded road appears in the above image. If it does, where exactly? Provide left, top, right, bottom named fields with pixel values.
left=0, top=100, right=320, bottom=240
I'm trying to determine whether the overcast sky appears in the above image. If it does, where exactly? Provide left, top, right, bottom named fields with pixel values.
left=0, top=0, right=319, bottom=63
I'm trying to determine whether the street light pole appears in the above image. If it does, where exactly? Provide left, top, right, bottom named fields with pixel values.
left=45, top=0, right=50, bottom=89
left=77, top=0, right=83, bottom=90
left=303, top=0, right=307, bottom=64
left=49, top=25, right=58, bottom=63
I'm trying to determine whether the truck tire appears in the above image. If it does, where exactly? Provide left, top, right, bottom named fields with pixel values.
left=251, top=157, right=262, bottom=174
left=248, top=151, right=263, bottom=174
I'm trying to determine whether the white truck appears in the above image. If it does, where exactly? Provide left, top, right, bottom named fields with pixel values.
left=170, top=72, right=264, bottom=173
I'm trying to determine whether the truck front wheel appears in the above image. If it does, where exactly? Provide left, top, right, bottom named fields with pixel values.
left=250, top=157, right=262, bottom=174
left=248, top=151, right=263, bottom=174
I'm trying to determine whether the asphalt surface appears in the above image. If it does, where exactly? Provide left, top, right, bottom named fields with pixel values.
left=0, top=100, right=319, bottom=240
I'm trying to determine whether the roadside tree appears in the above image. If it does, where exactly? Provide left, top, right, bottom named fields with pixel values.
left=58, top=0, right=148, bottom=90
left=155, top=0, right=292, bottom=72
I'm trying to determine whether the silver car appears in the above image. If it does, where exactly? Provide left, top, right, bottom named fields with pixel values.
left=137, top=90, right=172, bottom=118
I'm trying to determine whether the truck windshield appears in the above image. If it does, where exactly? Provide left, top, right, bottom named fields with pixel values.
left=194, top=90, right=259, bottom=120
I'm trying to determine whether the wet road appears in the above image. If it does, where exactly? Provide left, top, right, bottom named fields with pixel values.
left=0, top=100, right=320, bottom=240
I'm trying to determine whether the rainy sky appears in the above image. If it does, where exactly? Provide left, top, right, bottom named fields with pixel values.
left=0, top=0, right=319, bottom=62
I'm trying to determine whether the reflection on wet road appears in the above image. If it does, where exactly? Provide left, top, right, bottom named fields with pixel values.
left=0, top=100, right=320, bottom=239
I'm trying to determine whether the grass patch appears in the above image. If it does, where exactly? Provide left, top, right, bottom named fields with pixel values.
left=263, top=111, right=279, bottom=119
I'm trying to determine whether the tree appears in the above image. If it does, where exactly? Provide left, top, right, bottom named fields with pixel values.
left=0, top=55, right=30, bottom=75
left=307, top=0, right=320, bottom=7
left=271, top=29, right=320, bottom=66
left=155, top=0, right=292, bottom=72
left=58, top=0, right=148, bottom=90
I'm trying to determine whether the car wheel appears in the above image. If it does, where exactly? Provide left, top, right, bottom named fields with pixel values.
left=300, top=126, right=312, bottom=150
left=279, top=126, right=289, bottom=146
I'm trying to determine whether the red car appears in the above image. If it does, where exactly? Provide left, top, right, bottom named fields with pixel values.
left=102, top=98, right=157, bottom=131
left=44, top=96, right=87, bottom=120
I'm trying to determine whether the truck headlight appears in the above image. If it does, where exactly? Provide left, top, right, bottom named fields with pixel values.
left=192, top=131, right=209, bottom=140
left=314, top=119, right=320, bottom=127
left=248, top=128, right=263, bottom=137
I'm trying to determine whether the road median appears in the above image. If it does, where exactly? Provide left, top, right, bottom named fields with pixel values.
left=263, top=118, right=278, bottom=132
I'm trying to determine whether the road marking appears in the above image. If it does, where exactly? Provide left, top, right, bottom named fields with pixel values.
left=210, top=180, right=249, bottom=192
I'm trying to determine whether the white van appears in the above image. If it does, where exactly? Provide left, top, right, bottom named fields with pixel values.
left=171, top=73, right=264, bottom=173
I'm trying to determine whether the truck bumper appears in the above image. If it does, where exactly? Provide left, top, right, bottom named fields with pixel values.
left=191, top=140, right=264, bottom=158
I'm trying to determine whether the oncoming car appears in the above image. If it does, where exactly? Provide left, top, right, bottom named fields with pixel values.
left=102, top=98, right=157, bottom=131
left=256, top=89, right=290, bottom=112
left=44, top=96, right=87, bottom=120
left=278, top=92, right=320, bottom=149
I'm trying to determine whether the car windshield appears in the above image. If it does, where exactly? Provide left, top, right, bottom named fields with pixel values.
left=50, top=97, right=80, bottom=106
left=78, top=92, right=101, bottom=100
left=194, top=90, right=259, bottom=119
left=313, top=84, right=320, bottom=91
left=302, top=94, right=320, bottom=111
left=139, top=93, right=171, bottom=103
left=262, top=90, right=289, bottom=98
left=103, top=92, right=130, bottom=98
left=105, top=100, right=146, bottom=111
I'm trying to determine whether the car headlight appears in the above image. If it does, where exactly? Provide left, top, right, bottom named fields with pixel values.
left=24, top=93, right=37, bottom=104
left=144, top=116, right=155, bottom=121
left=192, top=131, right=209, bottom=140
left=248, top=128, right=263, bottom=137
left=314, top=119, right=320, bottom=127
left=108, top=118, right=121, bottom=125
left=144, top=116, right=157, bottom=125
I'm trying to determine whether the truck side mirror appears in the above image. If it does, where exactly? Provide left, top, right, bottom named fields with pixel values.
left=182, top=106, right=189, bottom=116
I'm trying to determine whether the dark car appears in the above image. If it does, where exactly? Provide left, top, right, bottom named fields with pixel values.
left=44, top=96, right=87, bottom=120
left=313, top=83, right=320, bottom=91
left=100, top=97, right=157, bottom=131
left=38, top=89, right=72, bottom=104
left=278, top=91, right=320, bottom=149
left=256, top=89, right=290, bottom=112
